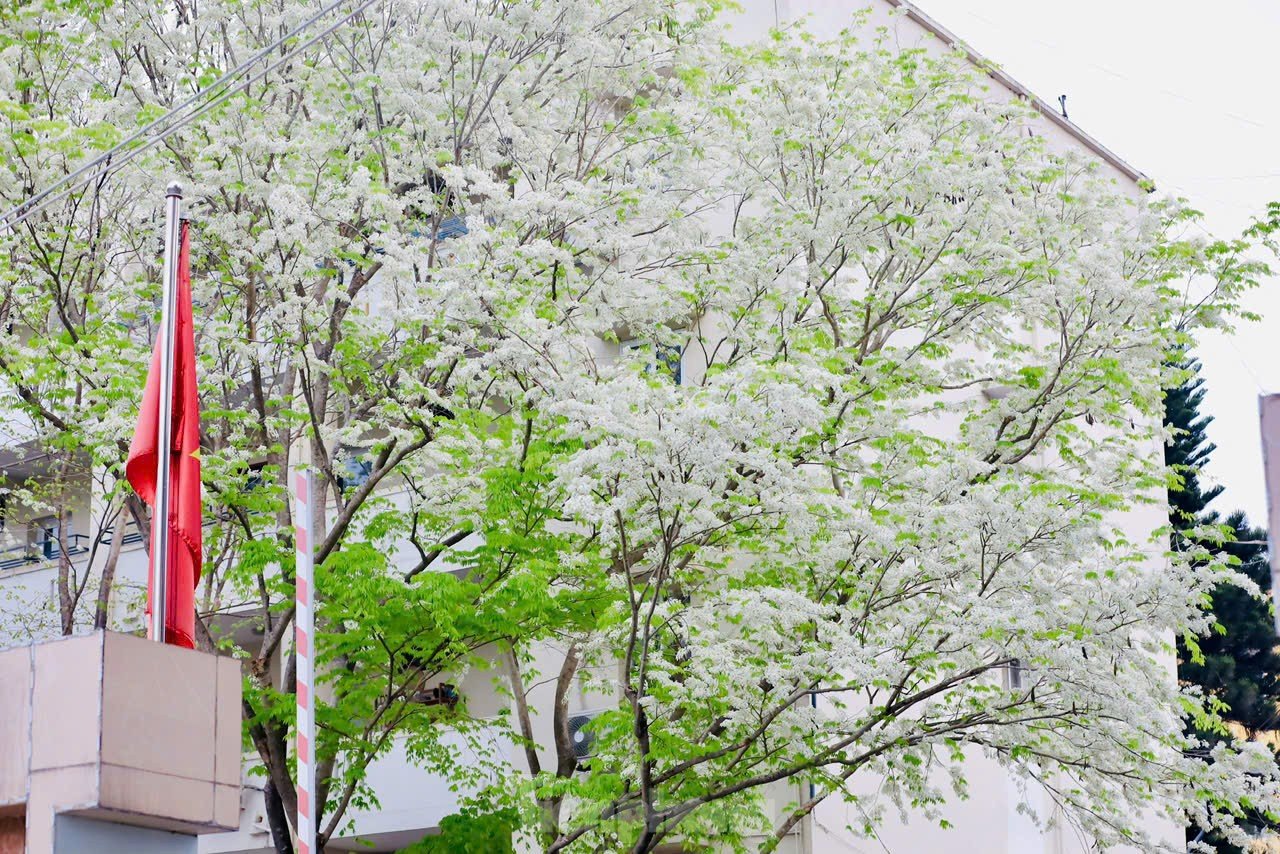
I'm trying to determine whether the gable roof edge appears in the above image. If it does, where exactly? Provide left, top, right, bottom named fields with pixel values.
left=884, top=0, right=1151, bottom=188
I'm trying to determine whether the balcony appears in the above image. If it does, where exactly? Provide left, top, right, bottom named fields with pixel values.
left=98, top=523, right=146, bottom=548
left=433, top=215, right=469, bottom=241
left=0, top=516, right=147, bottom=577
left=0, top=533, right=91, bottom=573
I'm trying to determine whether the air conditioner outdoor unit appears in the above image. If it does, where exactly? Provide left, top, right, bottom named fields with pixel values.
left=568, top=710, right=602, bottom=761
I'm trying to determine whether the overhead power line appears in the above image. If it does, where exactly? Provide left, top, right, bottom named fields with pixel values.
left=0, top=0, right=383, bottom=231
left=1184, top=172, right=1280, bottom=183
left=942, top=4, right=1273, bottom=134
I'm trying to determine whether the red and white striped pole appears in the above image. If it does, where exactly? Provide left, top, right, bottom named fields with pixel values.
left=293, top=461, right=317, bottom=853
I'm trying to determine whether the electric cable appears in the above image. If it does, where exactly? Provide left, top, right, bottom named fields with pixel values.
left=0, top=0, right=384, bottom=231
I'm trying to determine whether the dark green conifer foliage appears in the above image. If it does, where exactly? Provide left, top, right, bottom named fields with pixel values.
left=1166, top=362, right=1225, bottom=532
left=1167, top=357, right=1280, bottom=851
left=1168, top=359, right=1280, bottom=735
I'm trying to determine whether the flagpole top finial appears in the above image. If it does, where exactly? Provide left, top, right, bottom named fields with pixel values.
left=166, top=181, right=183, bottom=199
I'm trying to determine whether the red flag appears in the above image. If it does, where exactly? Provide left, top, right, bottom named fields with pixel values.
left=127, top=221, right=202, bottom=649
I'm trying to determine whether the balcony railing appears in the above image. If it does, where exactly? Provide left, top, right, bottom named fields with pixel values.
left=407, top=214, right=470, bottom=243
left=97, top=525, right=145, bottom=547
left=0, top=534, right=91, bottom=572
left=433, top=215, right=469, bottom=241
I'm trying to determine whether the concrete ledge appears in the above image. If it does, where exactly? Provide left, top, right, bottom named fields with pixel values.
left=0, top=631, right=241, bottom=853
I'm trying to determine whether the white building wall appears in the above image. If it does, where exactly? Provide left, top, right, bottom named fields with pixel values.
left=716, top=3, right=1177, bottom=852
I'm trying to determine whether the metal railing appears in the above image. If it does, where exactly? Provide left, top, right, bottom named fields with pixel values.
left=0, top=534, right=91, bottom=572
left=97, top=524, right=145, bottom=547
left=408, top=214, right=469, bottom=242
left=434, top=215, right=468, bottom=240
left=0, top=522, right=152, bottom=573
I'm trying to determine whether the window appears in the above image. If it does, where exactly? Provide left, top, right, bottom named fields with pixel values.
left=621, top=339, right=682, bottom=385
left=1005, top=658, right=1027, bottom=691
left=211, top=461, right=269, bottom=522
left=410, top=683, right=459, bottom=708
left=434, top=216, right=468, bottom=240
left=28, top=515, right=60, bottom=559
left=405, top=171, right=470, bottom=243
left=244, top=461, right=268, bottom=492
left=336, top=448, right=373, bottom=493
left=397, top=649, right=460, bottom=708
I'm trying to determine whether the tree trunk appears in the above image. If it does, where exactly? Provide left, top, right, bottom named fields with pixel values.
left=129, top=493, right=151, bottom=557
left=245, top=694, right=300, bottom=843
left=93, top=500, right=126, bottom=630
left=263, top=779, right=295, bottom=854
left=57, top=499, right=74, bottom=635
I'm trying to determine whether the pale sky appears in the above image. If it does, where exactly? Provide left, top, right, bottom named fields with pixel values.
left=915, top=0, right=1280, bottom=525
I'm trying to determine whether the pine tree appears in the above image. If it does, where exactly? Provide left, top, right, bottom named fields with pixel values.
left=1168, top=358, right=1280, bottom=733
left=1166, top=360, right=1225, bottom=532
left=1167, top=357, right=1280, bottom=850
left=1182, top=511, right=1280, bottom=738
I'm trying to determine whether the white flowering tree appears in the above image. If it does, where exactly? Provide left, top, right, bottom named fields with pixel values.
left=0, top=0, right=1274, bottom=852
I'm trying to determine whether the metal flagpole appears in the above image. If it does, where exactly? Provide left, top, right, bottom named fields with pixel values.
left=149, top=181, right=183, bottom=644
left=293, top=451, right=317, bottom=854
